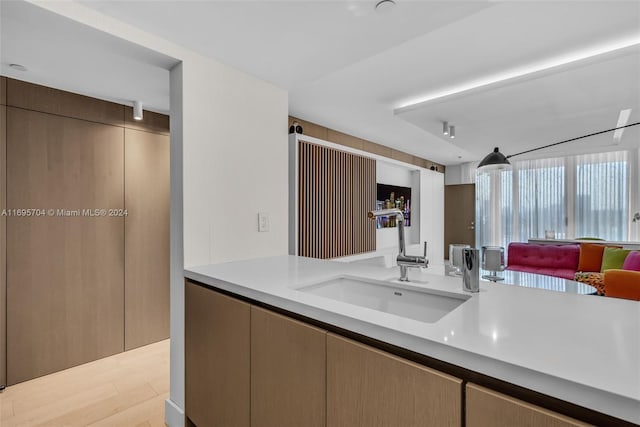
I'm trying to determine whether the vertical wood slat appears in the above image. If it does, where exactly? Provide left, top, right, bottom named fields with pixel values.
left=308, top=143, right=312, bottom=256
left=307, top=143, right=312, bottom=258
left=320, top=144, right=324, bottom=258
left=337, top=150, right=341, bottom=257
left=317, top=144, right=322, bottom=259
left=354, top=156, right=360, bottom=255
left=330, top=152, right=344, bottom=257
left=297, top=143, right=303, bottom=256
left=326, top=146, right=331, bottom=259
left=301, top=142, right=305, bottom=257
left=318, top=145, right=321, bottom=258
left=317, top=144, right=322, bottom=258
left=339, top=150, right=343, bottom=257
left=310, top=143, right=314, bottom=258
left=298, top=141, right=376, bottom=259
left=306, top=143, right=310, bottom=257
left=309, top=143, right=318, bottom=257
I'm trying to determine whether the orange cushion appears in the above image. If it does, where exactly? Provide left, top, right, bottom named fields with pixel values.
left=577, top=243, right=621, bottom=272
left=604, top=269, right=640, bottom=301
left=577, top=243, right=604, bottom=272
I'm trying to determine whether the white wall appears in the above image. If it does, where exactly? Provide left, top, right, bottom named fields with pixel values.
left=420, top=169, right=445, bottom=264
left=168, top=62, right=185, bottom=427
left=26, top=3, right=289, bottom=426
left=444, top=161, right=479, bottom=185
left=181, top=57, right=288, bottom=266
left=177, top=54, right=289, bottom=427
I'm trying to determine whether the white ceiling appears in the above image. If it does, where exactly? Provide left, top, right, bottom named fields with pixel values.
left=0, top=0, right=177, bottom=114
left=397, top=46, right=640, bottom=161
left=2, top=0, right=639, bottom=165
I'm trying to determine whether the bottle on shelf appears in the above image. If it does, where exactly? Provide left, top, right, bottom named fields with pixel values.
left=405, top=199, right=411, bottom=226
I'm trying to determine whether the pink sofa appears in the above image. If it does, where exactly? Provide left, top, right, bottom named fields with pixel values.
left=506, top=243, right=580, bottom=280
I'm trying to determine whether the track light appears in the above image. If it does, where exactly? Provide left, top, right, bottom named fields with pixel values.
left=133, top=101, right=143, bottom=121
left=443, top=121, right=456, bottom=138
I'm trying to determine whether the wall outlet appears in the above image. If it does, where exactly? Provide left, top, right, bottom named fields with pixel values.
left=258, top=212, right=269, bottom=232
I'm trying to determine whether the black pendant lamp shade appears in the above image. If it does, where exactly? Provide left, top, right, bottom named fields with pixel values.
left=476, top=123, right=640, bottom=171
left=478, top=147, right=511, bottom=170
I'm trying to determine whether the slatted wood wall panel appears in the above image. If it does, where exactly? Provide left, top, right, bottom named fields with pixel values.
left=298, top=141, right=375, bottom=258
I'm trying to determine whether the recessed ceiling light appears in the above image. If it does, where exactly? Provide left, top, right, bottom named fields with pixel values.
left=375, top=0, right=396, bottom=13
left=9, top=63, right=27, bottom=72
left=395, top=35, right=640, bottom=111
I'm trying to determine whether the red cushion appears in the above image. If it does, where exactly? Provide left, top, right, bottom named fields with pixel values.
left=507, top=243, right=580, bottom=270
left=621, top=251, right=640, bottom=272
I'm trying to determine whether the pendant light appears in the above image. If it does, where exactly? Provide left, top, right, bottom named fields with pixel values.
left=477, top=122, right=640, bottom=170
left=477, top=147, right=510, bottom=170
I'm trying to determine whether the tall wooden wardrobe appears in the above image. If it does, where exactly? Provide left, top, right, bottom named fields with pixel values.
left=0, top=77, right=170, bottom=386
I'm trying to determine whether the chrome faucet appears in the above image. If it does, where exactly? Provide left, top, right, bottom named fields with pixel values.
left=367, top=209, right=428, bottom=281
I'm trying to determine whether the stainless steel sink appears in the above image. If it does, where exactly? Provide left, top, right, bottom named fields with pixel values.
left=296, top=275, right=469, bottom=323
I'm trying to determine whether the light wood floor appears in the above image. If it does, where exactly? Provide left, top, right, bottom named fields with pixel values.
left=0, top=339, right=169, bottom=427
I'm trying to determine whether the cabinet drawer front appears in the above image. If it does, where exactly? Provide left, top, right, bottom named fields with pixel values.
left=251, top=307, right=326, bottom=427
left=466, top=383, right=591, bottom=427
left=327, top=333, right=462, bottom=427
left=185, top=281, right=250, bottom=427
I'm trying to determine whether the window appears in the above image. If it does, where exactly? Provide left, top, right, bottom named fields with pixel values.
left=476, top=150, right=634, bottom=248
left=516, top=159, right=566, bottom=242
left=575, top=152, right=628, bottom=240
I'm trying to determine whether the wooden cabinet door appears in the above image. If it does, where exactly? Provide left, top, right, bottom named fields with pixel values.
left=327, top=333, right=462, bottom=427
left=466, top=384, right=590, bottom=427
left=185, top=281, right=250, bottom=427
left=124, top=128, right=170, bottom=350
left=6, top=108, right=125, bottom=385
left=251, top=307, right=326, bottom=427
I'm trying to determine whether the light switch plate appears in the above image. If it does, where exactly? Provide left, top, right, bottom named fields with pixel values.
left=258, top=212, right=269, bottom=232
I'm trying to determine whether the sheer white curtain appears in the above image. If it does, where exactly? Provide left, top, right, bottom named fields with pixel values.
left=629, top=148, right=640, bottom=242
left=476, top=168, right=514, bottom=249
left=515, top=157, right=566, bottom=241
left=575, top=151, right=628, bottom=240
left=476, top=149, right=637, bottom=250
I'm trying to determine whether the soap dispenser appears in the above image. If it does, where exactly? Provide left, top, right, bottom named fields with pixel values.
left=462, top=248, right=480, bottom=293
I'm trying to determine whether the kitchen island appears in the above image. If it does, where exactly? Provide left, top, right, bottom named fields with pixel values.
left=185, top=255, right=639, bottom=426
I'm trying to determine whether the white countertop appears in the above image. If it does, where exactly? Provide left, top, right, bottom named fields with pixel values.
left=185, top=255, right=640, bottom=424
